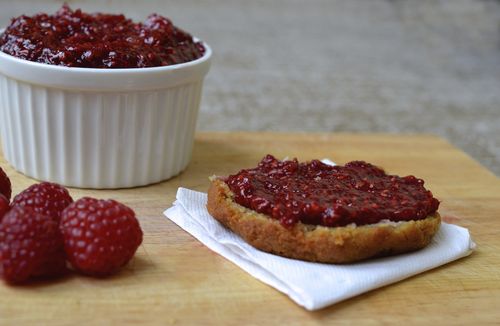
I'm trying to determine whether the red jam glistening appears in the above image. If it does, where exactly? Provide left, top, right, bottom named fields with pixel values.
left=0, top=5, right=205, bottom=68
left=225, top=155, right=440, bottom=228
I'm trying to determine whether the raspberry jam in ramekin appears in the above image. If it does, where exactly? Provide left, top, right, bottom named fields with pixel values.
left=0, top=5, right=205, bottom=68
left=0, top=6, right=211, bottom=188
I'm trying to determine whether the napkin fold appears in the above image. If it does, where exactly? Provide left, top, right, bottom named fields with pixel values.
left=164, top=188, right=475, bottom=310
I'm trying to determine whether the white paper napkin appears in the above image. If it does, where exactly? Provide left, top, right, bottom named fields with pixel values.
left=164, top=188, right=475, bottom=310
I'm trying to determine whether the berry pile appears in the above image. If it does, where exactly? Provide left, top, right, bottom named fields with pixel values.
left=0, top=166, right=143, bottom=284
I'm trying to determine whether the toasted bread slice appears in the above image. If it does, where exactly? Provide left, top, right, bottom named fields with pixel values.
left=207, top=178, right=441, bottom=263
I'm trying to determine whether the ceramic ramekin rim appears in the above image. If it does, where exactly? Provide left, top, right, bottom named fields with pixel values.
left=0, top=28, right=212, bottom=91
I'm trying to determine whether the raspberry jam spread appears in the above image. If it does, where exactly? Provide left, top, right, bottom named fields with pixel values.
left=0, top=5, right=205, bottom=68
left=225, top=155, right=440, bottom=228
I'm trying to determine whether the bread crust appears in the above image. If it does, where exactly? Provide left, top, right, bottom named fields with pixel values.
left=206, top=178, right=441, bottom=263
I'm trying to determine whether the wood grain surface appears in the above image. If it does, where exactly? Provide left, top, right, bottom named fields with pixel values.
left=0, top=132, right=498, bottom=325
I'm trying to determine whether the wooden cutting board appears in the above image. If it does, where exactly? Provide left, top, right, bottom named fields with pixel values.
left=0, top=132, right=499, bottom=325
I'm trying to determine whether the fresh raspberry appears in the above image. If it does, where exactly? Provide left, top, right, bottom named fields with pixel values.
left=0, top=167, right=11, bottom=201
left=12, top=182, right=73, bottom=223
left=0, top=206, right=66, bottom=284
left=60, top=197, right=143, bottom=276
left=0, top=195, right=9, bottom=221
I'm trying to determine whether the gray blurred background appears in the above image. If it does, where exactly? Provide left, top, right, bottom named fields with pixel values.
left=1, top=0, right=499, bottom=175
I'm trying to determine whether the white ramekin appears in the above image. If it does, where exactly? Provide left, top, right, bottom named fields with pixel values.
left=0, top=37, right=211, bottom=189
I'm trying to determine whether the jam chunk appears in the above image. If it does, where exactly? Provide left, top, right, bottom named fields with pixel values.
left=0, top=5, right=205, bottom=68
left=225, top=155, right=440, bottom=228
